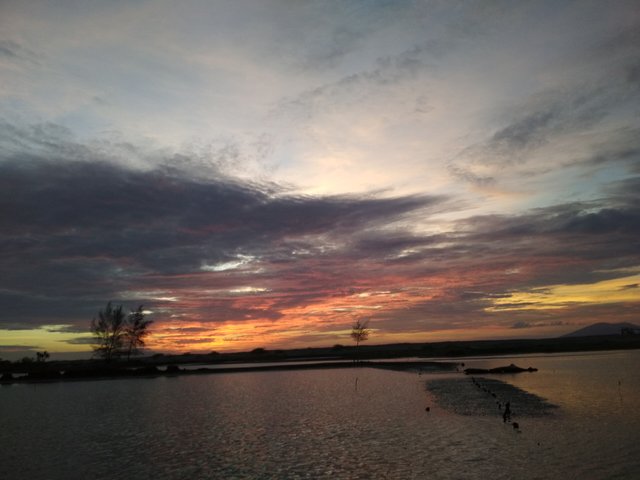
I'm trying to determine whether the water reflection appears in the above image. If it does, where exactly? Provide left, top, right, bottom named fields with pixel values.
left=0, top=351, right=638, bottom=479
left=427, top=377, right=558, bottom=417
left=460, top=350, right=640, bottom=416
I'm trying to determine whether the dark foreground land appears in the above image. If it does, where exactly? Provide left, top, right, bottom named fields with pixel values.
left=0, top=360, right=461, bottom=384
left=2, top=333, right=639, bottom=384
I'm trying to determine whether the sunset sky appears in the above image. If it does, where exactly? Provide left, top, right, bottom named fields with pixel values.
left=1, top=0, right=639, bottom=359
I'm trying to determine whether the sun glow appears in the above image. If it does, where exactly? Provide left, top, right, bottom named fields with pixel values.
left=486, top=274, right=640, bottom=312
left=0, top=326, right=91, bottom=356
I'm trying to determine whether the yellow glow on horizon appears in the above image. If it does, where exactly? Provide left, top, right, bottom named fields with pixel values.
left=8, top=272, right=638, bottom=357
left=0, top=326, right=91, bottom=355
left=487, top=274, right=640, bottom=312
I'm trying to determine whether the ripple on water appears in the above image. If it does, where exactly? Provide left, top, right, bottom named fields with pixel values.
left=426, top=376, right=558, bottom=418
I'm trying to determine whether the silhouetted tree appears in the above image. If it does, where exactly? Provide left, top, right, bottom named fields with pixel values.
left=91, top=302, right=127, bottom=362
left=350, top=319, right=370, bottom=348
left=124, top=305, right=153, bottom=361
left=350, top=319, right=370, bottom=363
left=91, top=303, right=154, bottom=362
left=36, top=351, right=50, bottom=363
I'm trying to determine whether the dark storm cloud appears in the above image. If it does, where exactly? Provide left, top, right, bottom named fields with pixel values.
left=358, top=189, right=640, bottom=335
left=2, top=119, right=639, bottom=336
left=459, top=202, right=640, bottom=277
left=467, top=203, right=640, bottom=238
left=0, top=123, right=443, bottom=329
left=350, top=233, right=442, bottom=259
left=0, top=154, right=435, bottom=260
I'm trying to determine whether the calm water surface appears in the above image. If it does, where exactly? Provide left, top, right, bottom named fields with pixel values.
left=1, top=350, right=639, bottom=479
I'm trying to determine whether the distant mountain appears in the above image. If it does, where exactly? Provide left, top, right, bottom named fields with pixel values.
left=562, top=322, right=640, bottom=337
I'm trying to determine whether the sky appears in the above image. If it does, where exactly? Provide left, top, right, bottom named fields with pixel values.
left=1, top=0, right=639, bottom=359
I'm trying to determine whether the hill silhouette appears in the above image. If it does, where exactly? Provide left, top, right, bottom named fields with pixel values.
left=562, top=322, right=640, bottom=337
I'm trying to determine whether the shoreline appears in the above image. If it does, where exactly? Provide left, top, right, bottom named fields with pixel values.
left=0, top=360, right=460, bottom=385
left=3, top=336, right=639, bottom=385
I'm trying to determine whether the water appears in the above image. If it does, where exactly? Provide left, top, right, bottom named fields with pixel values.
left=426, top=376, right=559, bottom=417
left=174, top=359, right=349, bottom=370
left=1, top=350, right=639, bottom=479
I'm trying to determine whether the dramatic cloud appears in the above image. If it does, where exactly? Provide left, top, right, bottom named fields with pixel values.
left=0, top=1, right=639, bottom=357
left=0, top=126, right=443, bottom=330
left=2, top=127, right=638, bottom=355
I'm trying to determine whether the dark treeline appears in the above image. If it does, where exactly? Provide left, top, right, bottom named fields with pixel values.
left=3, top=333, right=640, bottom=382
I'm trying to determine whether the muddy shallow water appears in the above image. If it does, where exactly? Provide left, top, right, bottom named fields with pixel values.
left=1, top=350, right=638, bottom=479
